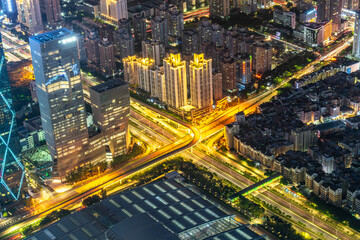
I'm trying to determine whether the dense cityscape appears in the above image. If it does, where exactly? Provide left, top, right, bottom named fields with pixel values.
left=0, top=0, right=359, bottom=239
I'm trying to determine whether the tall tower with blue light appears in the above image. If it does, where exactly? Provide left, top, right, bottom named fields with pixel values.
left=30, top=28, right=89, bottom=180
left=1, top=0, right=17, bottom=22
left=0, top=32, right=12, bottom=136
left=0, top=32, right=25, bottom=205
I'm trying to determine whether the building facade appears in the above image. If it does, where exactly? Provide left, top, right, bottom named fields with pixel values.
left=89, top=80, right=130, bottom=157
left=209, top=0, right=230, bottom=19
left=151, top=16, right=168, bottom=45
left=0, top=32, right=25, bottom=205
left=98, top=38, right=116, bottom=76
left=16, top=0, right=43, bottom=33
left=273, top=10, right=296, bottom=29
left=142, top=40, right=165, bottom=66
left=252, top=41, right=272, bottom=75
left=100, top=0, right=128, bottom=21
left=189, top=54, right=213, bottom=109
left=236, top=54, right=252, bottom=85
left=44, top=0, right=62, bottom=24
left=353, top=12, right=360, bottom=59
left=30, top=29, right=89, bottom=179
left=163, top=53, right=187, bottom=109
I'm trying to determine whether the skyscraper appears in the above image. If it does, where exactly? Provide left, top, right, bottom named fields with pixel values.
left=118, top=18, right=132, bottom=33
left=85, top=31, right=100, bottom=71
left=100, top=0, right=128, bottom=21
left=209, top=0, right=230, bottom=19
left=44, top=0, right=62, bottom=24
left=236, top=54, right=252, bottom=85
left=353, top=11, right=360, bottom=59
left=317, top=0, right=343, bottom=32
left=16, top=0, right=43, bottom=33
left=89, top=80, right=130, bottom=157
left=0, top=33, right=25, bottom=204
left=123, top=55, right=139, bottom=86
left=132, top=14, right=147, bottom=44
left=137, top=58, right=155, bottom=93
left=166, top=8, right=184, bottom=45
left=149, top=68, right=165, bottom=102
left=98, top=38, right=116, bottom=76
left=252, top=41, right=272, bottom=75
left=142, top=40, right=165, bottom=66
left=114, top=29, right=135, bottom=60
left=0, top=33, right=12, bottom=134
left=182, top=29, right=200, bottom=56
left=30, top=29, right=89, bottom=179
left=317, top=0, right=330, bottom=22
left=151, top=16, right=168, bottom=44
left=220, top=57, right=237, bottom=93
left=163, top=53, right=187, bottom=109
left=189, top=54, right=213, bottom=109
left=1, top=0, right=17, bottom=22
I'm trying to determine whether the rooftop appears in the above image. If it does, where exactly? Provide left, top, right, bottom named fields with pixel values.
left=27, top=179, right=266, bottom=240
left=30, top=28, right=73, bottom=44
left=90, top=79, right=128, bottom=93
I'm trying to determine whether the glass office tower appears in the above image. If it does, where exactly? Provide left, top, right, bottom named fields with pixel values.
left=30, top=29, right=89, bottom=180
left=0, top=32, right=24, bottom=205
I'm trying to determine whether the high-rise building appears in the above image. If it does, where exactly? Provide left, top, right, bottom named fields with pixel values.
left=209, top=0, right=230, bottom=19
left=155, top=3, right=168, bottom=18
left=0, top=32, right=25, bottom=205
left=343, top=0, right=359, bottom=10
left=99, top=24, right=114, bottom=42
left=138, top=58, right=155, bottom=93
left=213, top=45, right=229, bottom=72
left=0, top=33, right=12, bottom=132
left=44, top=0, right=62, bottom=24
left=353, top=12, right=360, bottom=59
left=123, top=55, right=139, bottom=86
left=235, top=54, right=252, bottom=85
left=118, top=18, right=132, bottom=33
left=114, top=29, right=135, bottom=60
left=317, top=0, right=343, bottom=32
left=166, top=7, right=184, bottom=45
left=211, top=24, right=225, bottom=46
left=98, top=38, right=116, bottom=76
left=149, top=68, right=165, bottom=102
left=16, top=0, right=43, bottom=33
left=163, top=53, right=187, bottom=109
left=330, top=0, right=343, bottom=32
left=220, top=57, right=237, bottom=93
left=100, top=0, right=128, bottom=21
left=142, top=40, right=165, bottom=66
left=252, top=41, right=272, bottom=75
left=1, top=0, right=17, bottom=21
left=317, top=0, right=330, bottom=22
left=198, top=19, right=212, bottom=44
left=189, top=54, right=213, bottom=109
left=89, top=79, right=130, bottom=156
left=182, top=29, right=200, bottom=56
left=85, top=31, right=100, bottom=71
left=132, top=14, right=147, bottom=44
left=151, top=16, right=168, bottom=44
left=213, top=71, right=223, bottom=101
left=30, top=29, right=89, bottom=179
left=200, top=41, right=216, bottom=61
left=273, top=10, right=296, bottom=29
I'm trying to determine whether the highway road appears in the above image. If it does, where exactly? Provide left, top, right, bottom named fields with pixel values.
left=129, top=106, right=350, bottom=240
left=1, top=24, right=355, bottom=239
left=0, top=114, right=200, bottom=238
